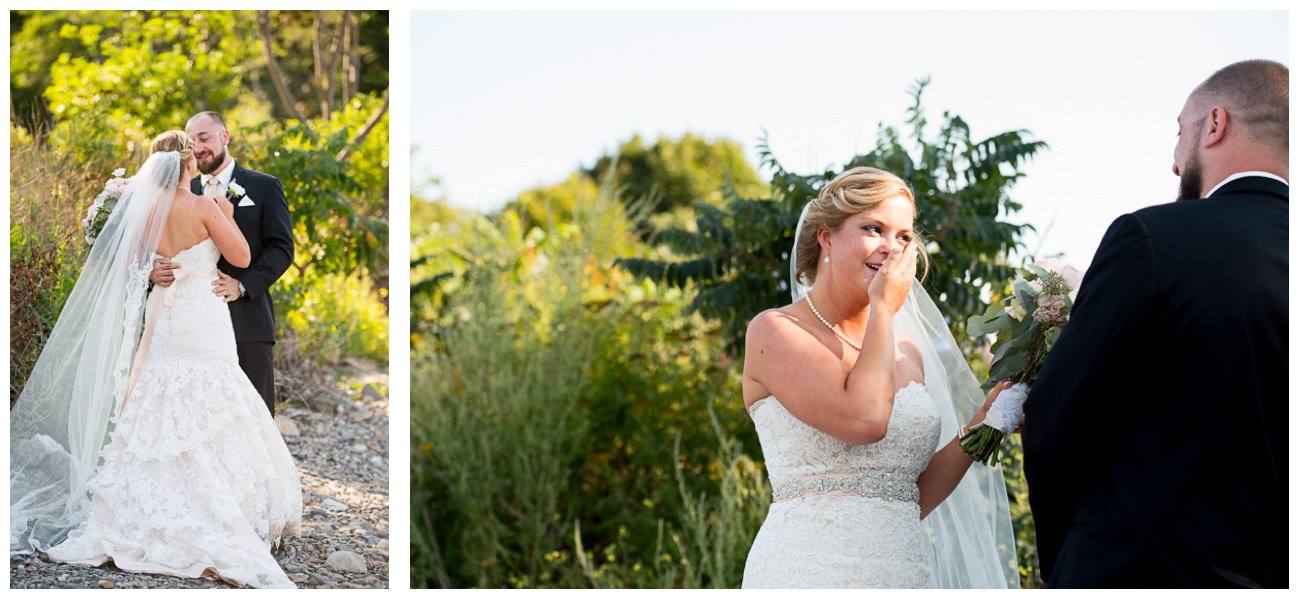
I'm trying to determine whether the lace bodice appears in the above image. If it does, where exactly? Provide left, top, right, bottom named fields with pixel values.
left=168, top=237, right=221, bottom=272
left=144, top=238, right=236, bottom=363
left=749, top=381, right=942, bottom=485
left=741, top=382, right=944, bottom=588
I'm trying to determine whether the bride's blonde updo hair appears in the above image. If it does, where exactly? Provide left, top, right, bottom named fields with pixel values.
left=794, top=166, right=930, bottom=286
left=148, top=130, right=196, bottom=184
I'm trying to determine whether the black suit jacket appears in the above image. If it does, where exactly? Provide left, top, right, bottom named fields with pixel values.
left=1021, top=176, right=1288, bottom=587
left=191, top=161, right=295, bottom=344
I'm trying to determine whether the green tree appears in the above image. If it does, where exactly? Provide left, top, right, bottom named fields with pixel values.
left=584, top=133, right=766, bottom=214
left=621, top=78, right=1047, bottom=354
left=34, top=11, right=261, bottom=156
left=507, top=172, right=602, bottom=231
left=235, top=91, right=389, bottom=279
left=10, top=10, right=390, bottom=136
left=254, top=10, right=389, bottom=122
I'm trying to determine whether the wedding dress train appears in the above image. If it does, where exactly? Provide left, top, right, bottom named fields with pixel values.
left=45, top=238, right=302, bottom=589
left=741, top=381, right=942, bottom=588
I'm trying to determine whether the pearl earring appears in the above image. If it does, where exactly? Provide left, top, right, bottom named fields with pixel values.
left=824, top=255, right=830, bottom=263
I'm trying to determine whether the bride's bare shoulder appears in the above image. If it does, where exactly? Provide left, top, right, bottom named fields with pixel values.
left=175, top=189, right=217, bottom=213
left=895, top=329, right=916, bottom=347
left=746, top=303, right=811, bottom=344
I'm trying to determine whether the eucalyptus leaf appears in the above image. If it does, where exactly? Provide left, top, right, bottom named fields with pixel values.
left=1013, top=314, right=1035, bottom=336
left=991, top=339, right=1013, bottom=364
left=1026, top=264, right=1050, bottom=279
left=1013, top=278, right=1036, bottom=299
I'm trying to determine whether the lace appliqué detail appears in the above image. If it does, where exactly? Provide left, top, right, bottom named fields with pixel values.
left=742, top=381, right=943, bottom=589
left=46, top=239, right=302, bottom=589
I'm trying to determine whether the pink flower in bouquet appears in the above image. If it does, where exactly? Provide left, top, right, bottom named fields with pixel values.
left=1032, top=295, right=1067, bottom=327
left=106, top=177, right=131, bottom=196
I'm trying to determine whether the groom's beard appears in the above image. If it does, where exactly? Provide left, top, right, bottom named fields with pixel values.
left=1177, top=150, right=1205, bottom=201
left=197, top=146, right=229, bottom=175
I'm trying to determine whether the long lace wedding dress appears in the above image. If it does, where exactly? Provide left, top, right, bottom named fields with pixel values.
left=44, top=238, right=302, bottom=589
left=742, top=380, right=942, bottom=588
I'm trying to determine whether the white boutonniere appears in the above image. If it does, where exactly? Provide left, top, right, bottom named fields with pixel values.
left=226, top=181, right=255, bottom=207
left=225, top=181, right=247, bottom=200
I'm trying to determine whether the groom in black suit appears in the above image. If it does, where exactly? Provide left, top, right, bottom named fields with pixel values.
left=1021, top=60, right=1288, bottom=588
left=150, top=112, right=295, bottom=416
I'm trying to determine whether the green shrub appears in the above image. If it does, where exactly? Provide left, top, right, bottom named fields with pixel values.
left=274, top=267, right=389, bottom=366
left=411, top=180, right=769, bottom=588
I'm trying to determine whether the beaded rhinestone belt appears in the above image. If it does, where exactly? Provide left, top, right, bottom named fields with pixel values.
left=771, top=471, right=920, bottom=504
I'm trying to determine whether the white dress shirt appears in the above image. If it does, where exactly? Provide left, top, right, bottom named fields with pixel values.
left=202, top=159, right=237, bottom=198
left=1205, top=171, right=1289, bottom=197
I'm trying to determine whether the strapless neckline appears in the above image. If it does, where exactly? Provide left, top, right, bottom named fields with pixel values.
left=748, top=380, right=926, bottom=418
left=161, top=237, right=214, bottom=261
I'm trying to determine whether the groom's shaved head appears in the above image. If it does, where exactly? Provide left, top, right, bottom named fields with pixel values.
left=187, top=111, right=228, bottom=131
left=1191, top=60, right=1288, bottom=156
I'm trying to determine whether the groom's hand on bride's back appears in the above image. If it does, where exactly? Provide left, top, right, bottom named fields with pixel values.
left=150, top=258, right=181, bottom=287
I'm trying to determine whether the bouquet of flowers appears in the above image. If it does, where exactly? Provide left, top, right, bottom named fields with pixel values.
left=960, top=258, right=1083, bottom=465
left=82, top=168, right=131, bottom=245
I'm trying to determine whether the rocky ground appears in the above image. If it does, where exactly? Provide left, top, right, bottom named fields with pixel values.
left=9, top=365, right=390, bottom=590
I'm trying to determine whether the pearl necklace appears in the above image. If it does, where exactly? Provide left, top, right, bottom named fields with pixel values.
left=804, top=294, right=862, bottom=352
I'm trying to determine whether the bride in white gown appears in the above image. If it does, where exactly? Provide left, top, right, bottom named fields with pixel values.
left=10, top=131, right=301, bottom=588
left=741, top=167, right=1018, bottom=588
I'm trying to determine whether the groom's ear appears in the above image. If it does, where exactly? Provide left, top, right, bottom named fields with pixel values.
left=1202, top=106, right=1228, bottom=149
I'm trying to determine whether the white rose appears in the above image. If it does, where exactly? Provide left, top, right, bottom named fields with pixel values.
left=112, top=168, right=126, bottom=177
left=228, top=181, right=246, bottom=197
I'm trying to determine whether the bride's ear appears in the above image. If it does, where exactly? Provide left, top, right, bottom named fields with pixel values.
left=816, top=227, right=831, bottom=258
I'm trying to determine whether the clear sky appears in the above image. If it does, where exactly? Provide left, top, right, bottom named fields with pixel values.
left=412, top=10, right=1288, bottom=269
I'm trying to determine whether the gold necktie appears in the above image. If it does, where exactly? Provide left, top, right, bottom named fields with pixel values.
left=205, top=175, right=220, bottom=197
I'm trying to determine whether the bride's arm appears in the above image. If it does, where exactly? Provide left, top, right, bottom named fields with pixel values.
left=916, top=381, right=1012, bottom=519
left=744, top=245, right=916, bottom=445
left=201, top=194, right=251, bottom=267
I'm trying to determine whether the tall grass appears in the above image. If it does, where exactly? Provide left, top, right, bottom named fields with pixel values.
left=411, top=181, right=770, bottom=588
left=8, top=122, right=130, bottom=402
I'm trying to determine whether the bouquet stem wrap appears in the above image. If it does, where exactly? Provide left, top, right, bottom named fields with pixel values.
left=960, top=383, right=1028, bottom=465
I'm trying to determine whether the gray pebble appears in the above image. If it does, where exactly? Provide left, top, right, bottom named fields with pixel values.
left=321, top=499, right=350, bottom=512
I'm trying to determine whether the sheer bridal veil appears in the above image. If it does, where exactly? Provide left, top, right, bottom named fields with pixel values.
left=10, top=150, right=180, bottom=554
left=790, top=201, right=1019, bottom=588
